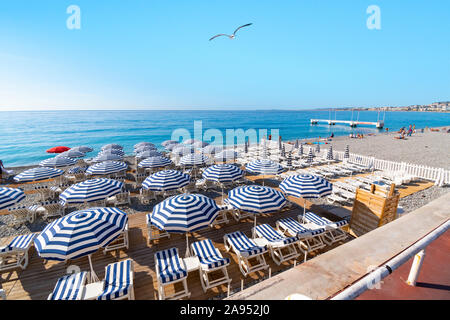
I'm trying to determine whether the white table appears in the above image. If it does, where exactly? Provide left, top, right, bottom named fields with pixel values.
left=82, top=281, right=104, bottom=300
left=183, top=256, right=200, bottom=273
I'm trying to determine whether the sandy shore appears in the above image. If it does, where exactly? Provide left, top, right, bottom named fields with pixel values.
left=299, top=127, right=450, bottom=169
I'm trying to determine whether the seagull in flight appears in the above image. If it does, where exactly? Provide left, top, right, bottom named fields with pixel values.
left=209, top=23, right=253, bottom=41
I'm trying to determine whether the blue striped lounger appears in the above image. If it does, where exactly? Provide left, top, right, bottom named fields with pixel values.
left=0, top=233, right=36, bottom=271
left=48, top=272, right=87, bottom=300
left=253, top=224, right=300, bottom=265
left=155, top=247, right=190, bottom=300
left=97, top=259, right=134, bottom=300
left=301, top=212, right=348, bottom=245
left=191, top=239, right=232, bottom=293
left=224, top=231, right=269, bottom=277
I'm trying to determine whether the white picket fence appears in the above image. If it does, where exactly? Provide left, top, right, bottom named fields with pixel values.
left=332, top=150, right=450, bottom=186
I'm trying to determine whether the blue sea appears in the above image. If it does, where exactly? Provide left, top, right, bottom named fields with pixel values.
left=1, top=110, right=449, bottom=167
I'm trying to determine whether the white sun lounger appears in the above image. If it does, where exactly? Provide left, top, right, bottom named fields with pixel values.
left=224, top=231, right=269, bottom=277
left=155, top=247, right=190, bottom=300
left=252, top=224, right=300, bottom=265
left=300, top=212, right=348, bottom=245
left=276, top=217, right=326, bottom=262
left=191, top=239, right=231, bottom=293
left=48, top=271, right=88, bottom=300
left=0, top=233, right=36, bottom=272
left=146, top=213, right=170, bottom=244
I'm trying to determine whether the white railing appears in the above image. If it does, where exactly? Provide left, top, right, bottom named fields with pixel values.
left=332, top=150, right=450, bottom=185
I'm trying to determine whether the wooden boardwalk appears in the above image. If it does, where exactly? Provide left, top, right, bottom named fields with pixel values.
left=0, top=195, right=347, bottom=300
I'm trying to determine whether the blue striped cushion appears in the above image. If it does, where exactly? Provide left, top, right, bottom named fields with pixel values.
left=97, top=259, right=133, bottom=300
left=191, top=239, right=230, bottom=269
left=303, top=212, right=348, bottom=227
left=255, top=224, right=297, bottom=245
left=0, top=234, right=36, bottom=254
left=278, top=218, right=325, bottom=236
left=49, top=272, right=87, bottom=300
left=226, top=231, right=267, bottom=256
left=156, top=248, right=187, bottom=284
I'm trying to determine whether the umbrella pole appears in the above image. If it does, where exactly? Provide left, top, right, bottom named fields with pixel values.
left=303, top=198, right=306, bottom=222
left=185, top=233, right=191, bottom=258
left=88, top=254, right=99, bottom=283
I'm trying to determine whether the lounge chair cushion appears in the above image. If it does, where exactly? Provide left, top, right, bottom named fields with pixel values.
left=97, top=259, right=133, bottom=300
left=0, top=234, right=36, bottom=254
left=255, top=224, right=297, bottom=246
left=49, top=271, right=87, bottom=300
left=156, top=248, right=187, bottom=284
left=303, top=212, right=348, bottom=228
left=226, top=231, right=267, bottom=257
left=278, top=218, right=325, bottom=236
left=191, top=239, right=230, bottom=270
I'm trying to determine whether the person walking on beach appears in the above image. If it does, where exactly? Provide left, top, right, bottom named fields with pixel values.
left=407, top=125, right=413, bottom=137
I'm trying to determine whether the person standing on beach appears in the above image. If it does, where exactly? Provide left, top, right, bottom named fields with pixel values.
left=0, top=160, right=4, bottom=182
left=407, top=125, right=413, bottom=137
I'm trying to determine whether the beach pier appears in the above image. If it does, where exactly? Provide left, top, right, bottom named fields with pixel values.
left=310, top=119, right=384, bottom=128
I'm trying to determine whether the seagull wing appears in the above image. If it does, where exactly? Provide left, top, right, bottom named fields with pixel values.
left=233, top=23, right=253, bottom=36
left=209, top=34, right=232, bottom=41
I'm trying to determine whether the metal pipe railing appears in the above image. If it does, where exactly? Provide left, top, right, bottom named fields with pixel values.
left=331, top=219, right=449, bottom=300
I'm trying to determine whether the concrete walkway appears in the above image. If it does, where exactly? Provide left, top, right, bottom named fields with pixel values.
left=227, top=191, right=450, bottom=300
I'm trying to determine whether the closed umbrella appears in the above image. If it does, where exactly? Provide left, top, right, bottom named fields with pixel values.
left=294, top=139, right=299, bottom=149
left=344, top=145, right=350, bottom=162
left=326, top=146, right=334, bottom=162
left=298, top=144, right=304, bottom=156
left=151, top=193, right=219, bottom=256
left=34, top=207, right=127, bottom=282
left=287, top=152, right=293, bottom=169
left=306, top=148, right=314, bottom=164
left=315, top=143, right=320, bottom=154
left=59, top=178, right=123, bottom=206
left=14, top=167, right=64, bottom=183
left=228, top=185, right=286, bottom=227
left=0, top=187, right=25, bottom=210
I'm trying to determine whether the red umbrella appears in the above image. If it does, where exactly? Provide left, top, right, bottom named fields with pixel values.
left=46, top=146, right=71, bottom=154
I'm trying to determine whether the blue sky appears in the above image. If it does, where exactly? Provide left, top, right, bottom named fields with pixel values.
left=0, top=0, right=449, bottom=110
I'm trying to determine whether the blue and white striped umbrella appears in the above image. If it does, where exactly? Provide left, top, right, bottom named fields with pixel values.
left=326, top=146, right=334, bottom=161
left=99, top=148, right=125, bottom=157
left=92, top=153, right=123, bottom=162
left=0, top=187, right=26, bottom=210
left=59, top=178, right=124, bottom=206
left=39, top=156, right=76, bottom=167
left=227, top=185, right=287, bottom=215
left=138, top=156, right=172, bottom=169
left=134, top=145, right=157, bottom=154
left=134, top=142, right=155, bottom=149
left=151, top=194, right=219, bottom=233
left=71, top=146, right=93, bottom=153
left=34, top=207, right=127, bottom=261
left=201, top=145, right=223, bottom=154
left=14, top=167, right=64, bottom=182
left=136, top=150, right=162, bottom=159
left=298, top=144, right=304, bottom=156
left=192, top=141, right=209, bottom=148
left=101, top=144, right=123, bottom=151
left=214, top=150, right=238, bottom=161
left=86, top=161, right=128, bottom=175
left=172, top=145, right=195, bottom=156
left=161, top=140, right=179, bottom=147
left=279, top=174, right=332, bottom=199
left=183, top=139, right=199, bottom=145
left=165, top=143, right=180, bottom=151
left=315, top=143, right=321, bottom=153
left=246, top=159, right=284, bottom=175
left=202, top=164, right=244, bottom=183
left=68, top=166, right=88, bottom=174
left=180, top=154, right=209, bottom=166
left=142, top=170, right=190, bottom=191
left=56, top=150, right=86, bottom=158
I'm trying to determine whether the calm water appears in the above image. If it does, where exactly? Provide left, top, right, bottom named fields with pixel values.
left=1, top=110, right=449, bottom=167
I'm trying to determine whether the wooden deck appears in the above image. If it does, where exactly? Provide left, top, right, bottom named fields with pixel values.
left=0, top=167, right=435, bottom=300
left=0, top=194, right=347, bottom=300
